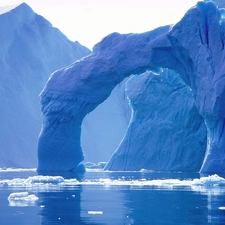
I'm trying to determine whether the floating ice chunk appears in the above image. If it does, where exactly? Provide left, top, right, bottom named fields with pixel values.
left=0, top=168, right=37, bottom=173
left=1, top=174, right=225, bottom=194
left=85, top=162, right=107, bottom=169
left=8, top=191, right=38, bottom=201
left=8, top=192, right=38, bottom=207
left=0, top=168, right=36, bottom=172
left=26, top=176, right=65, bottom=184
left=219, top=207, right=225, bottom=210
left=88, top=211, right=103, bottom=215
left=140, top=169, right=152, bottom=173
left=193, top=174, right=225, bottom=185
left=4, top=175, right=66, bottom=188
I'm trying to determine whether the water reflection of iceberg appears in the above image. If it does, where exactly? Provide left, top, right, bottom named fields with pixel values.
left=38, top=189, right=93, bottom=225
left=36, top=171, right=105, bottom=225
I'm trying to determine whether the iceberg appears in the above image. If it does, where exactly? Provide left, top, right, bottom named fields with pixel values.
left=149, top=1, right=225, bottom=172
left=38, top=1, right=225, bottom=173
left=105, top=70, right=207, bottom=171
left=0, top=3, right=90, bottom=168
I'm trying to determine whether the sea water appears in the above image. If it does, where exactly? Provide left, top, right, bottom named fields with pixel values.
left=0, top=169, right=225, bottom=225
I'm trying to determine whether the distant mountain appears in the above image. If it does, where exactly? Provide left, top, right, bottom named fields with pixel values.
left=0, top=3, right=91, bottom=167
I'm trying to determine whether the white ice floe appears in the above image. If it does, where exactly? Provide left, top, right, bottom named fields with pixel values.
left=8, top=191, right=38, bottom=201
left=8, top=191, right=39, bottom=207
left=1, top=174, right=225, bottom=193
left=3, top=175, right=66, bottom=189
left=193, top=174, right=225, bottom=185
left=0, top=168, right=36, bottom=172
left=88, top=211, right=103, bottom=215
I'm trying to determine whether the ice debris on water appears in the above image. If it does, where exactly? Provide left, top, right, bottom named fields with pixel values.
left=0, top=174, right=225, bottom=192
left=8, top=191, right=39, bottom=207
left=8, top=192, right=39, bottom=201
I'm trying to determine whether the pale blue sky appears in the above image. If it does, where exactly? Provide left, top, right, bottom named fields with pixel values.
left=0, top=0, right=199, bottom=49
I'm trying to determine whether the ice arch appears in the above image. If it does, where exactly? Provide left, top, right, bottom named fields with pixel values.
left=37, top=26, right=169, bottom=171
left=38, top=1, right=225, bottom=173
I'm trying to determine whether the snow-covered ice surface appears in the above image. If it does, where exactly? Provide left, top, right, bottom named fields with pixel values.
left=0, top=3, right=90, bottom=168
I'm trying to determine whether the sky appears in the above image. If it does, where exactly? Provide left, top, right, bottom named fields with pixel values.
left=0, top=0, right=200, bottom=50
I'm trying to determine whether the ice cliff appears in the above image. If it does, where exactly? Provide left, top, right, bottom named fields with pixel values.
left=105, top=70, right=206, bottom=171
left=38, top=1, right=225, bottom=173
left=0, top=3, right=90, bottom=167
left=149, top=1, right=225, bottom=173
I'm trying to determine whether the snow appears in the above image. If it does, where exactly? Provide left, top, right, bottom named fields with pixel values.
left=105, top=70, right=207, bottom=171
left=0, top=3, right=90, bottom=168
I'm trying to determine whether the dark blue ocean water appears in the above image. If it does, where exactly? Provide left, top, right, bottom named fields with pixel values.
left=0, top=169, right=225, bottom=225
